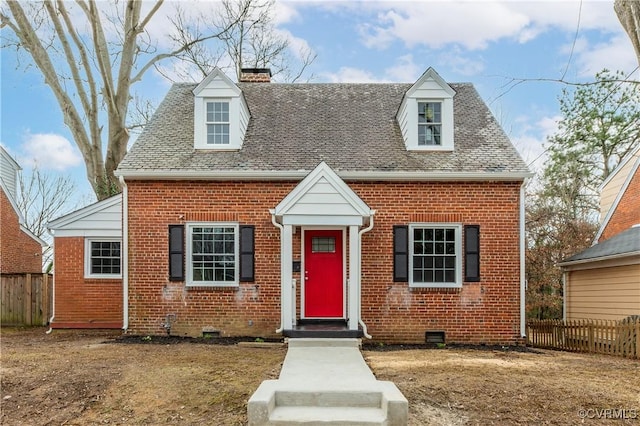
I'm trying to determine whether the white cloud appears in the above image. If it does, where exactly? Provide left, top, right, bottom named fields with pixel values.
left=356, top=2, right=531, bottom=50
left=511, top=114, right=561, bottom=173
left=321, top=67, right=387, bottom=83
left=344, top=0, right=625, bottom=55
left=18, top=133, right=83, bottom=171
left=322, top=54, right=423, bottom=83
left=273, top=1, right=301, bottom=25
left=572, top=34, right=638, bottom=77
left=438, top=48, right=486, bottom=76
left=384, top=54, right=421, bottom=82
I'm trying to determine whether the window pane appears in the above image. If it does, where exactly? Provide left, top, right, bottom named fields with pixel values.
left=207, top=124, right=230, bottom=145
left=90, top=241, right=121, bottom=275
left=206, top=102, right=229, bottom=123
left=312, top=237, right=335, bottom=253
left=190, top=226, right=236, bottom=283
left=412, top=227, right=457, bottom=284
left=445, top=270, right=456, bottom=282
left=446, top=242, right=456, bottom=254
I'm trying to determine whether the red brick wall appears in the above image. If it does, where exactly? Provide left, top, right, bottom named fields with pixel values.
left=1, top=189, right=43, bottom=273
left=600, top=169, right=640, bottom=242
left=126, top=180, right=523, bottom=344
left=51, top=236, right=123, bottom=328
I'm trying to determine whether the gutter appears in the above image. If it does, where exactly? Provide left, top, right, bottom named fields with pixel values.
left=519, top=182, right=526, bottom=338
left=558, top=250, right=640, bottom=268
left=115, top=169, right=533, bottom=182
left=45, top=229, right=56, bottom=334
left=270, top=210, right=284, bottom=334
left=119, top=176, right=129, bottom=331
left=358, top=212, right=376, bottom=339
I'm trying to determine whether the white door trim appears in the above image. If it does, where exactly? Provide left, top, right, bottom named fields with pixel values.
left=300, top=226, right=347, bottom=320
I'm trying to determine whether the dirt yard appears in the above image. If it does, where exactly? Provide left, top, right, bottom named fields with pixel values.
left=1, top=328, right=638, bottom=425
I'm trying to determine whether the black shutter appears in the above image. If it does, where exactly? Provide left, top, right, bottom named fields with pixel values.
left=239, top=225, right=255, bottom=282
left=169, top=225, right=184, bottom=281
left=464, top=225, right=480, bottom=282
left=393, top=225, right=409, bottom=282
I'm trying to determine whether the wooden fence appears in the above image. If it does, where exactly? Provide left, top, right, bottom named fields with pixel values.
left=527, top=318, right=640, bottom=359
left=0, top=273, right=52, bottom=326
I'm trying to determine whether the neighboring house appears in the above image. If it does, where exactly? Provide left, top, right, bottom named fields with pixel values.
left=47, top=194, right=123, bottom=329
left=560, top=145, right=640, bottom=321
left=51, top=67, right=532, bottom=344
left=0, top=147, right=47, bottom=273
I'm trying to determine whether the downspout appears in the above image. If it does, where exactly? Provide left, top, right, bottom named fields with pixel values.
left=270, top=210, right=284, bottom=333
left=358, top=211, right=376, bottom=339
left=45, top=230, right=55, bottom=334
left=520, top=182, right=527, bottom=338
left=562, top=272, right=567, bottom=321
left=120, top=176, right=129, bottom=331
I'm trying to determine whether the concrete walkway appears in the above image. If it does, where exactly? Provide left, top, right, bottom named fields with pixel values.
left=248, top=338, right=408, bottom=425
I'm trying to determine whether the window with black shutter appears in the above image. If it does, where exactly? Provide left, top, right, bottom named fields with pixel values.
left=464, top=225, right=480, bottom=282
left=239, top=225, right=255, bottom=282
left=169, top=225, right=184, bottom=281
left=393, top=225, right=409, bottom=282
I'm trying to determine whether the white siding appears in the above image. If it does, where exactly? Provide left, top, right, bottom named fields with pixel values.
left=49, top=195, right=122, bottom=237
left=0, top=148, right=20, bottom=199
left=287, top=177, right=362, bottom=217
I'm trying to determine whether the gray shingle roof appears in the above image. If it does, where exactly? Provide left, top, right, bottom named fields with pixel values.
left=561, top=226, right=640, bottom=264
left=117, top=81, right=530, bottom=177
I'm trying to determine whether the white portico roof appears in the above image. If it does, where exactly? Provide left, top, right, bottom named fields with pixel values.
left=273, top=162, right=374, bottom=226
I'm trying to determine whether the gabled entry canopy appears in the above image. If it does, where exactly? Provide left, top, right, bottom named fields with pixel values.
left=273, top=162, right=374, bottom=226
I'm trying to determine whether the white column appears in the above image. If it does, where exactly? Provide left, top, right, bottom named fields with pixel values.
left=348, top=225, right=359, bottom=331
left=282, top=224, right=294, bottom=330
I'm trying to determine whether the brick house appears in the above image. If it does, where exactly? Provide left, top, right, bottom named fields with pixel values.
left=1, top=147, right=46, bottom=274
left=48, top=195, right=123, bottom=328
left=51, top=67, right=531, bottom=344
left=560, top=146, right=640, bottom=321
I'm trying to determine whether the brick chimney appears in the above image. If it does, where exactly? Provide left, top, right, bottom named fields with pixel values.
left=239, top=68, right=272, bottom=83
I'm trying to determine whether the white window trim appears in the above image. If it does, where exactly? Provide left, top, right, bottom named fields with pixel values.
left=205, top=100, right=230, bottom=146
left=408, top=223, right=462, bottom=289
left=186, top=222, right=239, bottom=288
left=410, top=98, right=454, bottom=151
left=84, top=238, right=122, bottom=279
left=194, top=97, right=243, bottom=150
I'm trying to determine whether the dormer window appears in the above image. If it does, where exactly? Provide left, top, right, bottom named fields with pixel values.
left=418, top=102, right=442, bottom=146
left=397, top=67, right=455, bottom=151
left=192, top=68, right=250, bottom=150
left=206, top=101, right=230, bottom=145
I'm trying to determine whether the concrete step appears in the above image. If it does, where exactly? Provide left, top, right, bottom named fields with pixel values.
left=275, top=390, right=382, bottom=408
left=269, top=406, right=387, bottom=425
left=287, top=337, right=361, bottom=348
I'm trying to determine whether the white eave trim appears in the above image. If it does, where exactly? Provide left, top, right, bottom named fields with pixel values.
left=116, top=169, right=533, bottom=181
left=47, top=194, right=122, bottom=230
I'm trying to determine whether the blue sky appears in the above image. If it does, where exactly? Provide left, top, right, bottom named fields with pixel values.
left=1, top=0, right=638, bottom=206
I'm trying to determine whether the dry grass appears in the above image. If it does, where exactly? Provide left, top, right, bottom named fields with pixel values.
left=1, top=327, right=639, bottom=425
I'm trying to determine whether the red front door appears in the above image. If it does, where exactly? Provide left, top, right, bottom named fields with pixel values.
left=304, top=229, right=344, bottom=318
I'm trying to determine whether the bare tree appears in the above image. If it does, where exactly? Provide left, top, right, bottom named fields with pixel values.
left=17, top=167, right=79, bottom=271
left=615, top=0, right=640, bottom=66
left=1, top=1, right=314, bottom=200
left=157, top=0, right=316, bottom=83
left=218, top=0, right=316, bottom=83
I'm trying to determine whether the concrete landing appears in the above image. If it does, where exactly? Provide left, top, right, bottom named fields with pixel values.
left=248, top=338, right=408, bottom=425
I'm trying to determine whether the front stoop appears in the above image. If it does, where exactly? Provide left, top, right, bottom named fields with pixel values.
left=248, top=338, right=408, bottom=426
